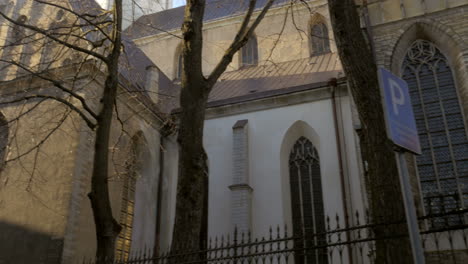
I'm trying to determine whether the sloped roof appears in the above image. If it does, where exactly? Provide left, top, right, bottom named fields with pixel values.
left=209, top=53, right=342, bottom=102
left=126, top=0, right=292, bottom=39
left=166, top=53, right=343, bottom=112
left=66, top=0, right=177, bottom=114
left=66, top=0, right=154, bottom=90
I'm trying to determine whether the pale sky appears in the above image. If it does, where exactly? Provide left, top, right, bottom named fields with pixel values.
left=173, top=0, right=186, bottom=7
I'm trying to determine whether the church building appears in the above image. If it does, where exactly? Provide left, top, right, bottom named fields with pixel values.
left=126, top=0, right=468, bottom=253
left=0, top=0, right=467, bottom=263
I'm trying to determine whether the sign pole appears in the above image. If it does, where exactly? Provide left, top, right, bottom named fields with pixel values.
left=378, top=67, right=425, bottom=263
left=396, top=150, right=425, bottom=264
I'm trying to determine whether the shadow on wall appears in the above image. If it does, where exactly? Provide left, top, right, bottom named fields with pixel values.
left=0, top=221, right=63, bottom=264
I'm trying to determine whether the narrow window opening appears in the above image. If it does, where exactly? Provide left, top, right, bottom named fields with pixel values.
left=289, top=137, right=328, bottom=264
left=310, top=23, right=330, bottom=56
left=176, top=52, right=183, bottom=80
left=241, top=36, right=258, bottom=67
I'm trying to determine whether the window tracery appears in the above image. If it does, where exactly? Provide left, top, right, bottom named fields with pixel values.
left=115, top=140, right=139, bottom=260
left=289, top=137, right=327, bottom=264
left=402, top=40, right=468, bottom=225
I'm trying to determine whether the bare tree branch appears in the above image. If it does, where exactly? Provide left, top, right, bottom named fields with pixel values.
left=0, top=58, right=99, bottom=121
left=34, top=0, right=114, bottom=42
left=207, top=0, right=276, bottom=86
left=0, top=95, right=96, bottom=129
left=0, top=11, right=109, bottom=62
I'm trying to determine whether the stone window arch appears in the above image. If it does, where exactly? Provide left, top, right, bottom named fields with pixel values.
left=310, top=22, right=330, bottom=56
left=289, top=137, right=327, bottom=264
left=402, top=40, right=468, bottom=224
left=241, top=35, right=258, bottom=67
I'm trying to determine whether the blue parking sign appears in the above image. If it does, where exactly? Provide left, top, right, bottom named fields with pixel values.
left=378, top=68, right=421, bottom=154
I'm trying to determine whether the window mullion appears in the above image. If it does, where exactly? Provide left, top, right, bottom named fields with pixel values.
left=432, top=62, right=464, bottom=210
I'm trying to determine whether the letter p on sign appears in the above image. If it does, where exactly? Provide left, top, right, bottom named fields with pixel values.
left=379, top=67, right=422, bottom=154
left=389, top=78, right=405, bottom=115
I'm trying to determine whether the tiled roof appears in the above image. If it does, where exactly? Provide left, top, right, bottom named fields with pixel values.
left=125, top=0, right=292, bottom=39
left=166, top=53, right=344, bottom=112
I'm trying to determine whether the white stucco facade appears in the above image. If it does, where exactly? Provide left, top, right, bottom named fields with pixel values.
left=159, top=85, right=367, bottom=249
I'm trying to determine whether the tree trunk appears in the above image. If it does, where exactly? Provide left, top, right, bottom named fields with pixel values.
left=171, top=0, right=275, bottom=256
left=328, top=0, right=413, bottom=263
left=171, top=0, right=209, bottom=254
left=88, top=1, right=123, bottom=263
left=173, top=80, right=210, bottom=252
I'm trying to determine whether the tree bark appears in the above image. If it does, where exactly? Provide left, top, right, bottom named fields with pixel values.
left=328, top=0, right=412, bottom=263
left=171, top=0, right=208, bottom=253
left=171, top=0, right=276, bottom=256
left=87, top=1, right=123, bottom=263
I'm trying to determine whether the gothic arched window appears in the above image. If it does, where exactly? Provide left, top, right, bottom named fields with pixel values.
left=115, top=136, right=140, bottom=261
left=289, top=137, right=328, bottom=264
left=241, top=36, right=258, bottom=67
left=310, top=23, right=330, bottom=56
left=402, top=40, right=468, bottom=222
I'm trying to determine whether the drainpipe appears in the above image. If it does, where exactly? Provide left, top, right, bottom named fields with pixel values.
left=329, top=78, right=353, bottom=264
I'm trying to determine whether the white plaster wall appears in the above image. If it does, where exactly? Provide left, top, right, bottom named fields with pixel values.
left=159, top=135, right=179, bottom=250
left=130, top=126, right=162, bottom=255
left=204, top=99, right=342, bottom=239
left=159, top=93, right=366, bottom=249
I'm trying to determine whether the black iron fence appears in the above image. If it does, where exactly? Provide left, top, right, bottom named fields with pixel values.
left=81, top=209, right=468, bottom=264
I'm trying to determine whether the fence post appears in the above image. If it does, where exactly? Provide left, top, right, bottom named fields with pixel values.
left=233, top=226, right=238, bottom=264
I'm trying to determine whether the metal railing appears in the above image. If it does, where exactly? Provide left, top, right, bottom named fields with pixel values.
left=81, top=209, right=468, bottom=264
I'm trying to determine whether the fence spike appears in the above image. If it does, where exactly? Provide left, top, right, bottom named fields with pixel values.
left=143, top=244, right=148, bottom=259
left=166, top=245, right=171, bottom=256
left=365, top=208, right=370, bottom=224
left=261, top=236, right=266, bottom=253
left=234, top=226, right=238, bottom=245
left=133, top=248, right=140, bottom=261
left=336, top=213, right=341, bottom=229
left=254, top=237, right=259, bottom=253
left=152, top=245, right=157, bottom=259
left=269, top=226, right=273, bottom=240
left=277, top=225, right=280, bottom=239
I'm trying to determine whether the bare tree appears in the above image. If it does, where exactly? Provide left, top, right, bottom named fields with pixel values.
left=172, top=0, right=278, bottom=251
left=0, top=0, right=131, bottom=263
left=0, top=0, right=279, bottom=261
left=328, top=0, right=412, bottom=262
